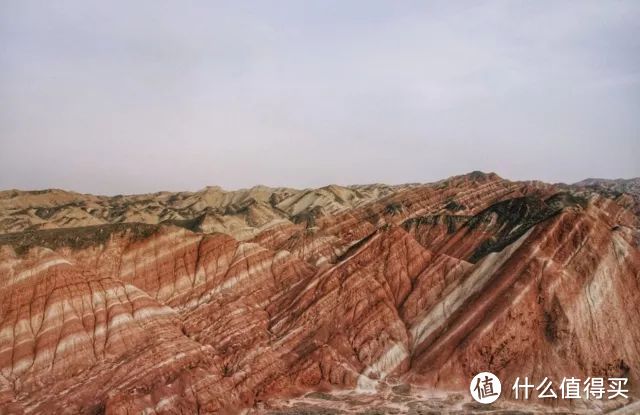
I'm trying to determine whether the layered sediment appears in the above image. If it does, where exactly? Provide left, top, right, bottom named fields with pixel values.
left=0, top=172, right=639, bottom=413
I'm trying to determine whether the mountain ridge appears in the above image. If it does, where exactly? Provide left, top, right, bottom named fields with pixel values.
left=0, top=171, right=639, bottom=413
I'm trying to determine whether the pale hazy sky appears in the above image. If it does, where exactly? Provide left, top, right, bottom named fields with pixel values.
left=1, top=1, right=639, bottom=194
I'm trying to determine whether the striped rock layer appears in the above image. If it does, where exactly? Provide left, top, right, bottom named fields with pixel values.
left=0, top=172, right=639, bottom=413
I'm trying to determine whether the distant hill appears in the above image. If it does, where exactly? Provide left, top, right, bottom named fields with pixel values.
left=570, top=177, right=640, bottom=214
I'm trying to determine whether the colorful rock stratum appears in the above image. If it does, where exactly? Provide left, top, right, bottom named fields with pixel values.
left=1, top=172, right=639, bottom=414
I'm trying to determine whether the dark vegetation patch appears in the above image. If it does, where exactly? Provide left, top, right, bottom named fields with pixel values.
left=107, top=205, right=129, bottom=221
left=269, top=192, right=283, bottom=207
left=129, top=198, right=158, bottom=206
left=292, top=206, right=323, bottom=228
left=166, top=194, right=182, bottom=204
left=0, top=223, right=161, bottom=256
left=384, top=202, right=404, bottom=215
left=402, top=215, right=469, bottom=234
left=467, top=192, right=586, bottom=263
left=224, top=198, right=258, bottom=215
left=545, top=192, right=588, bottom=210
left=162, top=214, right=206, bottom=232
left=468, top=170, right=491, bottom=180
left=20, top=190, right=52, bottom=196
left=34, top=201, right=87, bottom=220
left=444, top=200, right=465, bottom=212
left=334, top=228, right=379, bottom=262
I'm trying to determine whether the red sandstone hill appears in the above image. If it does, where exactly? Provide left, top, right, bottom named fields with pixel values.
left=0, top=172, right=639, bottom=414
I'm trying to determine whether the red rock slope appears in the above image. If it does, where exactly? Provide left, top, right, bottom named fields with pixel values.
left=0, top=172, right=639, bottom=413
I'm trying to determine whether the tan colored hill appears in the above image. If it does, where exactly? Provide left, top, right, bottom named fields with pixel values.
left=0, top=183, right=408, bottom=240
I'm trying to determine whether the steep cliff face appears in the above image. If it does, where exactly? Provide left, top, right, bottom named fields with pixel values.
left=0, top=173, right=639, bottom=413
